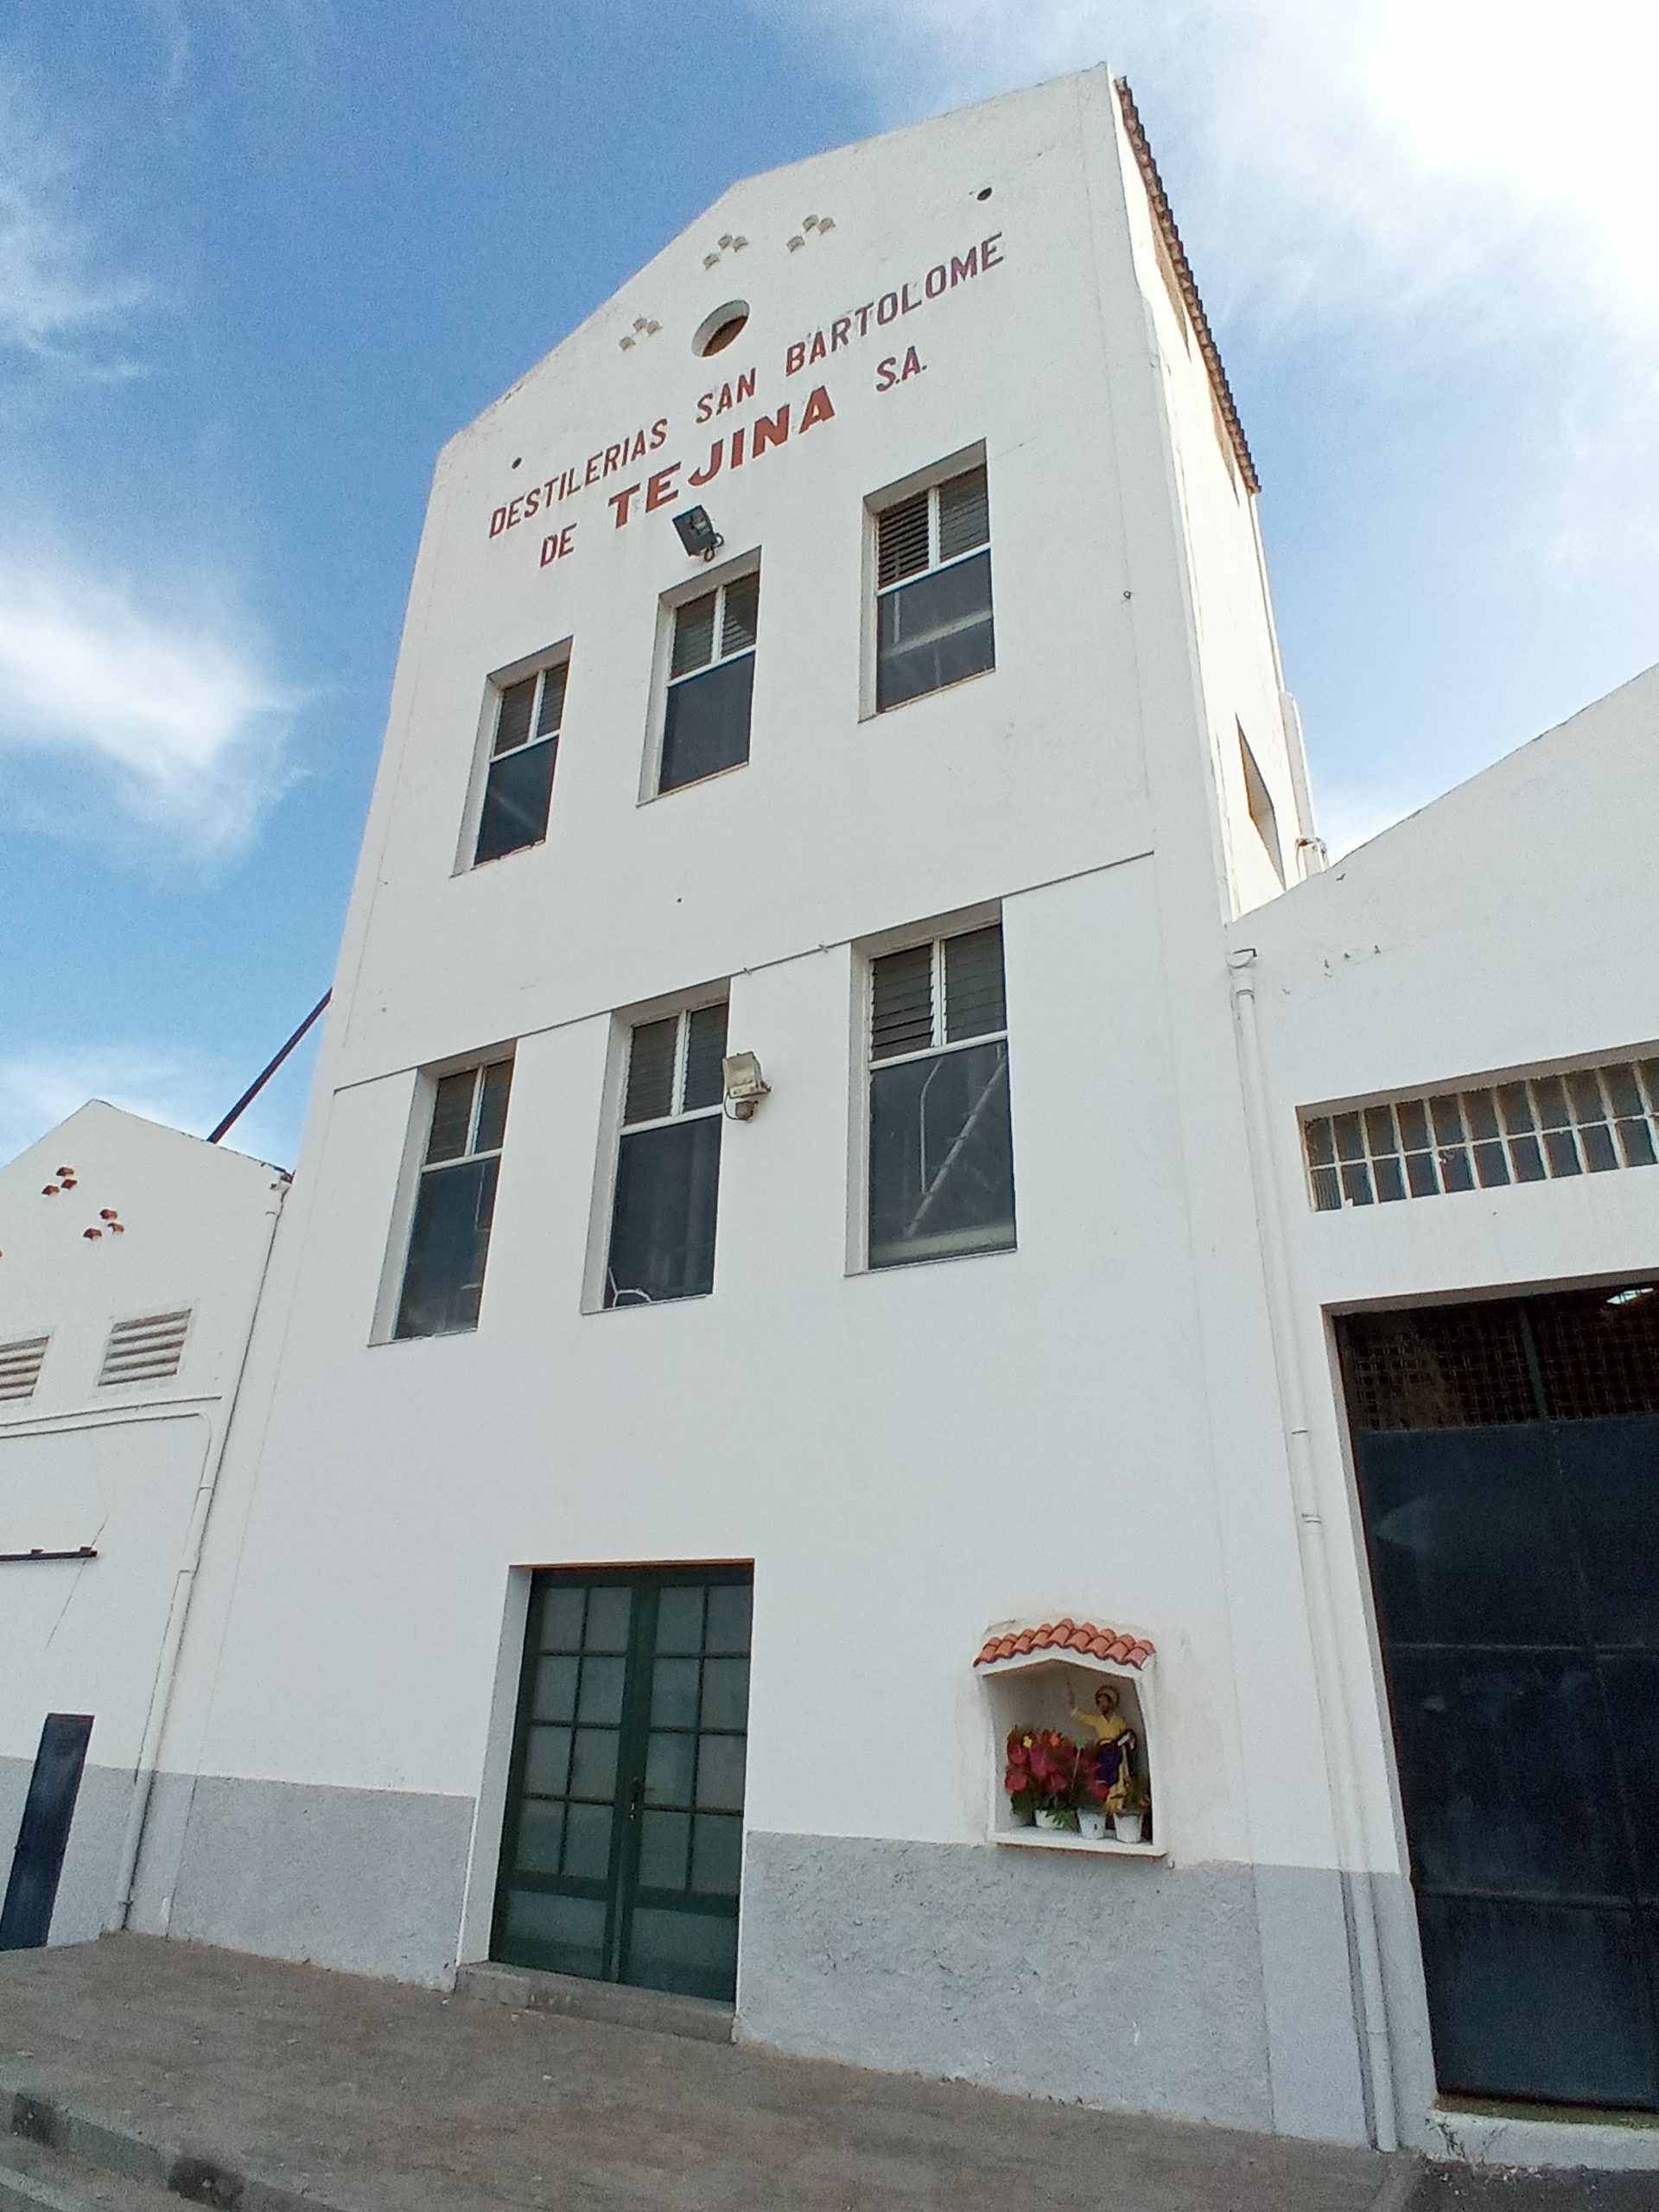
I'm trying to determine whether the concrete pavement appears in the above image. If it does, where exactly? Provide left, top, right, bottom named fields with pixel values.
left=0, top=1937, right=1647, bottom=2211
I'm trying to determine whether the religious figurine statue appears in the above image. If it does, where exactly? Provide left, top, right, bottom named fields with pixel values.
left=1071, top=1680, right=1138, bottom=1810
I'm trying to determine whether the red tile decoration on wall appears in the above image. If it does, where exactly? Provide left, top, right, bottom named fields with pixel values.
left=974, top=1618, right=1154, bottom=1669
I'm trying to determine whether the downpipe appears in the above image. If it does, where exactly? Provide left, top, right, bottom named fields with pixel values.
left=107, top=1183, right=287, bottom=1932
left=1227, top=946, right=1399, bottom=2152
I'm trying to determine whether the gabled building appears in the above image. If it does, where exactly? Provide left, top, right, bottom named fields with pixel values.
left=9, top=64, right=1656, bottom=2173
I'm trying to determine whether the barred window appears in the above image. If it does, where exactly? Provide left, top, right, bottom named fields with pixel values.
left=1305, top=1055, right=1659, bottom=1211
left=872, top=462, right=994, bottom=712
left=475, top=659, right=566, bottom=865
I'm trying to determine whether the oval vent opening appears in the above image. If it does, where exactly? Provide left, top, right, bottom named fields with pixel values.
left=693, top=302, right=749, bottom=358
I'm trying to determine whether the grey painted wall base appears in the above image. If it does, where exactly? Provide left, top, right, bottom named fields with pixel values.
left=141, top=1772, right=474, bottom=1988
left=738, top=1832, right=1374, bottom=2144
left=1, top=1756, right=135, bottom=1951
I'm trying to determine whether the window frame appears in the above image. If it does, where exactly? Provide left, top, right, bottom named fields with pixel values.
left=642, top=553, right=761, bottom=803
left=863, top=446, right=994, bottom=720
left=851, top=906, right=1016, bottom=1274
left=458, top=642, right=572, bottom=873
left=382, top=1052, right=516, bottom=1343
left=594, top=994, right=732, bottom=1312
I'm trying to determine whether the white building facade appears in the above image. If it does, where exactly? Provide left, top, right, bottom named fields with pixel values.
left=14, top=67, right=1655, bottom=2166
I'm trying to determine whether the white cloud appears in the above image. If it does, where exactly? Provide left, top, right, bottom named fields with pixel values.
left=0, top=69, right=146, bottom=366
left=0, top=564, right=296, bottom=855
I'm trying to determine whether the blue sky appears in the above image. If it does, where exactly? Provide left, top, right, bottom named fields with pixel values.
left=2, top=1, right=1655, bottom=1169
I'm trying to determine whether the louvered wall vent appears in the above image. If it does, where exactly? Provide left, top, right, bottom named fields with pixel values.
left=0, top=1336, right=48, bottom=1403
left=99, top=1309, right=191, bottom=1387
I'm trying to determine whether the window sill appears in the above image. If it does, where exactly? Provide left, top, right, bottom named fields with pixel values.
left=638, top=760, right=750, bottom=807
left=373, top=1323, right=481, bottom=1348
left=854, top=1241, right=1017, bottom=1279
left=582, top=1289, right=715, bottom=1318
left=859, top=663, right=996, bottom=725
left=993, top=1827, right=1164, bottom=1860
left=452, top=837, right=549, bottom=878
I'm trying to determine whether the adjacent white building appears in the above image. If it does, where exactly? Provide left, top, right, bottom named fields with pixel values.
left=4, top=65, right=1656, bottom=2170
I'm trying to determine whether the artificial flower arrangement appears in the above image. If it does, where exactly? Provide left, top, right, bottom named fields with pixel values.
left=1003, top=1727, right=1147, bottom=1841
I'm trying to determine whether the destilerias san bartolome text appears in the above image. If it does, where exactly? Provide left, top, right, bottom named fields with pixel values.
left=485, top=227, right=1005, bottom=567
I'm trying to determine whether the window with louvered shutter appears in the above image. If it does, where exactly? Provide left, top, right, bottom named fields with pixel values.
left=867, top=923, right=1015, bottom=1268
left=99, top=1312, right=190, bottom=1387
left=395, top=1058, right=514, bottom=1338
left=660, top=572, right=760, bottom=794
left=0, top=1334, right=48, bottom=1402
left=607, top=1001, right=728, bottom=1306
left=872, top=461, right=994, bottom=712
left=474, top=658, right=567, bottom=866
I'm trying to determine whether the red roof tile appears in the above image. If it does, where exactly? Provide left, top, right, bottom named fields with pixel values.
left=975, top=1620, right=1154, bottom=1671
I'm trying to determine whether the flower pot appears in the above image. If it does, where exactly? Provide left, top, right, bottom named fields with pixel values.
left=1077, top=1809, right=1108, bottom=1840
left=1112, top=1811, right=1146, bottom=1844
left=1033, top=1808, right=1066, bottom=1832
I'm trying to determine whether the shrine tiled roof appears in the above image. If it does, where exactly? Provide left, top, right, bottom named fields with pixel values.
left=975, top=1619, right=1154, bottom=1669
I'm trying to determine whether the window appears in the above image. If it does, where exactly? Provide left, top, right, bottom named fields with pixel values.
left=475, top=660, right=566, bottom=864
left=0, top=1335, right=48, bottom=1403
left=606, top=1004, right=728, bottom=1306
left=1238, top=726, right=1282, bottom=883
left=1304, top=1053, right=1659, bottom=1211
left=868, top=923, right=1015, bottom=1268
left=874, top=461, right=994, bottom=712
left=395, top=1059, right=512, bottom=1338
left=659, top=575, right=759, bottom=794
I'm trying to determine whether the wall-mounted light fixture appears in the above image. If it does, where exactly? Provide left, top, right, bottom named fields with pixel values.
left=673, top=506, right=724, bottom=562
left=721, top=1052, right=770, bottom=1121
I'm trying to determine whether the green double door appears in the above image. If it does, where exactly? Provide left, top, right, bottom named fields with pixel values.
left=492, top=1567, right=752, bottom=2003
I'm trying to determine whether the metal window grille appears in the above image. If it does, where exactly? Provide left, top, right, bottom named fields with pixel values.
left=1305, top=1055, right=1659, bottom=1212
left=0, top=1335, right=48, bottom=1403
left=99, top=1311, right=190, bottom=1387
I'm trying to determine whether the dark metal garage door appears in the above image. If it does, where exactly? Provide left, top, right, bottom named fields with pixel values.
left=1338, top=1285, right=1659, bottom=2110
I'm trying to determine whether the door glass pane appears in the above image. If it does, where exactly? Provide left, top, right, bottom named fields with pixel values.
left=704, top=1584, right=753, bottom=1655
left=1600, top=1655, right=1659, bottom=1901
left=532, top=1656, right=578, bottom=1723
left=562, top=1802, right=613, bottom=1881
left=501, top=1890, right=606, bottom=1981
left=513, top=1801, right=565, bottom=1875
left=1558, top=1421, right=1659, bottom=1646
left=701, top=1656, right=749, bottom=1731
left=583, top=1586, right=632, bottom=1652
left=522, top=1726, right=570, bottom=1798
left=691, top=1814, right=743, bottom=1897
left=656, top=1586, right=705, bottom=1655
left=638, top=1810, right=691, bottom=1891
left=645, top=1730, right=697, bottom=1807
left=576, top=1656, right=626, bottom=1725
left=625, top=1904, right=739, bottom=2004
left=868, top=1039, right=1015, bottom=1269
left=569, top=1729, right=618, bottom=1800
left=652, top=1658, right=700, bottom=1728
left=696, top=1734, right=747, bottom=1812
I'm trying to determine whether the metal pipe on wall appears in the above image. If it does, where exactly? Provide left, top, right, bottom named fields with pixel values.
left=1227, top=944, right=1400, bottom=2152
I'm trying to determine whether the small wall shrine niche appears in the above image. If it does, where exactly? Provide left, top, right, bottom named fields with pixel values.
left=974, top=1618, right=1160, bottom=1855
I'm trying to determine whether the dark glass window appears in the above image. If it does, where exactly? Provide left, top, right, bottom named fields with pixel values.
left=868, top=923, right=1014, bottom=1268
left=396, top=1059, right=512, bottom=1338
left=475, top=660, right=566, bottom=864
left=874, top=463, right=993, bottom=712
left=660, top=575, right=759, bottom=793
left=606, top=1004, right=728, bottom=1306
